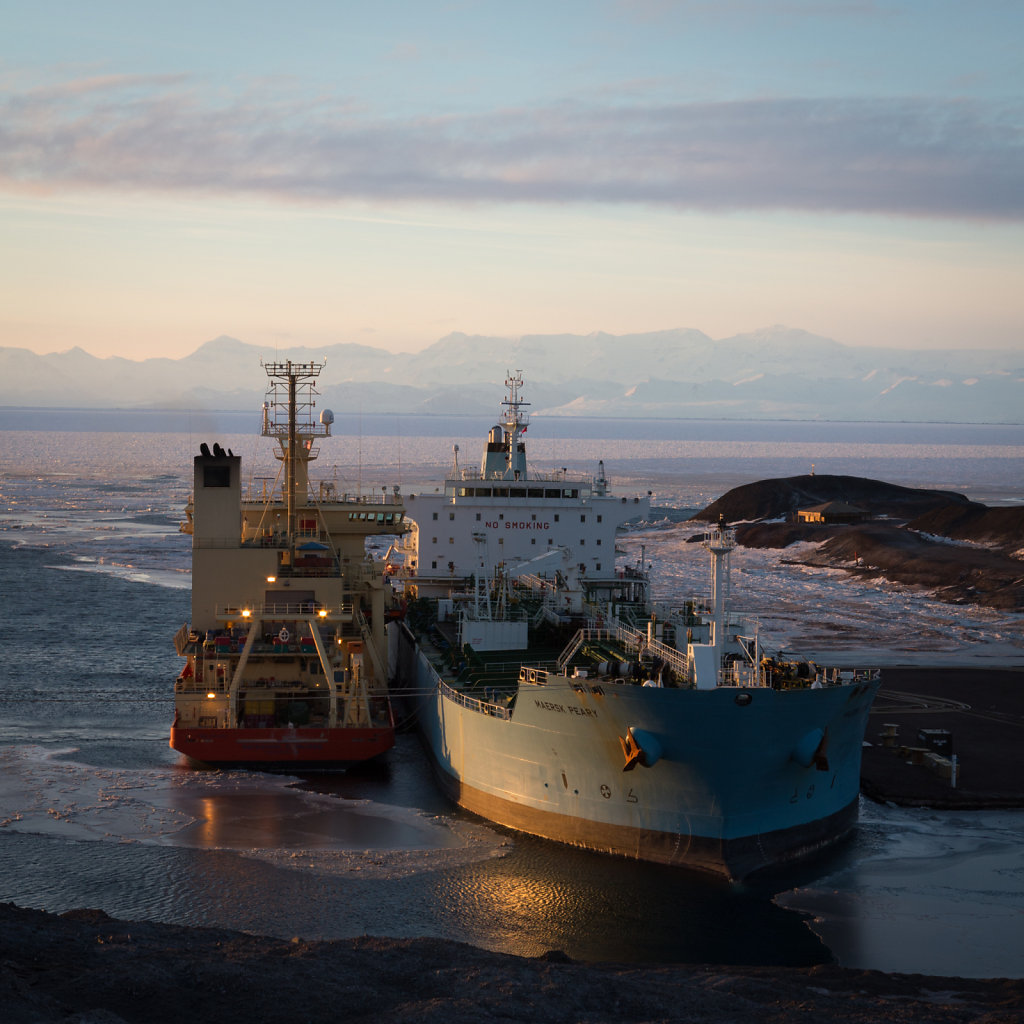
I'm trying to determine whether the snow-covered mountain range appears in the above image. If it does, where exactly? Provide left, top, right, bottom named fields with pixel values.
left=2, top=327, right=1020, bottom=423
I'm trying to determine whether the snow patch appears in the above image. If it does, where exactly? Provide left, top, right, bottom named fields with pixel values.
left=879, top=376, right=918, bottom=396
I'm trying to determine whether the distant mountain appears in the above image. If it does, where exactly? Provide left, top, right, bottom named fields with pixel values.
left=1, top=328, right=1020, bottom=423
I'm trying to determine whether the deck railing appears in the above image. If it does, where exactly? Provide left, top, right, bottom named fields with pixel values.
left=438, top=678, right=511, bottom=720
left=217, top=601, right=354, bottom=619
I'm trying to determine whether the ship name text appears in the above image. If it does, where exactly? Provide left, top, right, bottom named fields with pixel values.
left=534, top=699, right=597, bottom=718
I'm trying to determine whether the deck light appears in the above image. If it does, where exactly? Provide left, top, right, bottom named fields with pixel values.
left=267, top=575, right=276, bottom=583
left=206, top=692, right=216, bottom=699
left=318, top=609, right=328, bottom=618
left=241, top=609, right=251, bottom=618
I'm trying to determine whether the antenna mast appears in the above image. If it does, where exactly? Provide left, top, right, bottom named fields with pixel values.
left=501, top=370, right=530, bottom=479
left=260, top=359, right=329, bottom=558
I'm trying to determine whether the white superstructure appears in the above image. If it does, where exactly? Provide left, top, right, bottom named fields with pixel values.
left=398, top=372, right=650, bottom=595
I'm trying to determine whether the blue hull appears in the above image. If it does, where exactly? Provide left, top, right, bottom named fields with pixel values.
left=397, top=625, right=878, bottom=880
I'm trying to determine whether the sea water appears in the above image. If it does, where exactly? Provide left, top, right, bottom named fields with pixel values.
left=1, top=415, right=1022, bottom=976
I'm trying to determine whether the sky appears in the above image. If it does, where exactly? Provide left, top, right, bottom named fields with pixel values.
left=2, top=1, right=1022, bottom=360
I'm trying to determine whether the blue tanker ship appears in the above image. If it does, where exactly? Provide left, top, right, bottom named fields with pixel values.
left=389, top=373, right=879, bottom=880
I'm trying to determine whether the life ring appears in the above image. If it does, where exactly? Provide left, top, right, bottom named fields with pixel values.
left=278, top=628, right=290, bottom=643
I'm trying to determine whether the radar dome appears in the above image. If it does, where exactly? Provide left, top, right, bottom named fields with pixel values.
left=320, top=409, right=335, bottom=426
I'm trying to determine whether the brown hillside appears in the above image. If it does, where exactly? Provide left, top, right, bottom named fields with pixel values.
left=909, top=504, right=1024, bottom=554
left=691, top=474, right=972, bottom=524
left=792, top=523, right=1024, bottom=609
left=689, top=476, right=1024, bottom=610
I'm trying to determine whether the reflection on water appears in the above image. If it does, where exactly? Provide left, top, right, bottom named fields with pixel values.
left=175, top=791, right=457, bottom=852
left=0, top=742, right=831, bottom=966
left=3, top=723, right=1021, bottom=973
left=0, top=824, right=833, bottom=968
left=423, top=837, right=833, bottom=965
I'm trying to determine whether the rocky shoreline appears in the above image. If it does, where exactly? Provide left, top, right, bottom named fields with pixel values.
left=4, top=903, right=1023, bottom=1024
left=693, top=474, right=1024, bottom=610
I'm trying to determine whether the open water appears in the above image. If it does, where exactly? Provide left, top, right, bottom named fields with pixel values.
left=1, top=412, right=1022, bottom=977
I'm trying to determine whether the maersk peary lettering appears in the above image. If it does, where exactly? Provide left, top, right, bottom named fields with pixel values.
left=534, top=699, right=597, bottom=718
left=483, top=521, right=551, bottom=530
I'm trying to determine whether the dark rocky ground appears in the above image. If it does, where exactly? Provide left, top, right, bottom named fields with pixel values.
left=692, top=474, right=974, bottom=525
left=692, top=474, right=1024, bottom=610
left=793, top=523, right=1024, bottom=610
left=4, top=902, right=1024, bottom=1024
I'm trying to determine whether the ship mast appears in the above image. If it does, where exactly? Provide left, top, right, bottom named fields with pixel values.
left=703, top=516, right=736, bottom=655
left=501, top=370, right=530, bottom=480
left=261, top=359, right=330, bottom=559
left=287, top=368, right=298, bottom=543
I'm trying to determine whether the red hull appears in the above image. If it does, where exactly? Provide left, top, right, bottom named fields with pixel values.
left=170, top=724, right=394, bottom=766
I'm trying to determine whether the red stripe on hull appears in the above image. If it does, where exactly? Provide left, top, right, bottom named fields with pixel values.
left=169, top=725, right=393, bottom=766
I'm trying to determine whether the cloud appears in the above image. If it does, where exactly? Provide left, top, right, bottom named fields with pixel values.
left=1, top=75, right=1021, bottom=220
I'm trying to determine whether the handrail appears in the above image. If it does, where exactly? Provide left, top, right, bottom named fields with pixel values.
left=557, top=622, right=692, bottom=678
left=640, top=633, right=690, bottom=677
left=438, top=678, right=511, bottom=720
left=557, top=627, right=617, bottom=671
left=217, top=601, right=354, bottom=618
left=241, top=489, right=403, bottom=507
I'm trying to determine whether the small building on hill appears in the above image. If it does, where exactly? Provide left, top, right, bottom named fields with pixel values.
left=797, top=500, right=867, bottom=525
